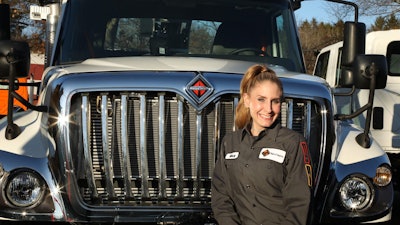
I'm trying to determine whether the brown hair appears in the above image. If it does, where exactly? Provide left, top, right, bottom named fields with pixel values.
left=235, top=64, right=283, bottom=129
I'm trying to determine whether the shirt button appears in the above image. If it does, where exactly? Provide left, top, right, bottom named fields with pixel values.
left=246, top=185, right=250, bottom=188
left=245, top=164, right=249, bottom=167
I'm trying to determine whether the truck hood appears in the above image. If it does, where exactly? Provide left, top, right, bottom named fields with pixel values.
left=51, top=56, right=326, bottom=84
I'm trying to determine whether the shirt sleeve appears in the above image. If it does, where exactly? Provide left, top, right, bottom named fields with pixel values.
left=282, top=134, right=312, bottom=225
left=211, top=135, right=241, bottom=225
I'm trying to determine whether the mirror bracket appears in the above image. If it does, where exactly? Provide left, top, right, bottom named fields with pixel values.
left=4, top=48, right=48, bottom=140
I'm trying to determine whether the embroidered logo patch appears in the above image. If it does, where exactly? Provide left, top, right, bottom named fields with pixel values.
left=300, top=141, right=313, bottom=187
left=259, top=148, right=286, bottom=163
left=225, top=152, right=239, bottom=159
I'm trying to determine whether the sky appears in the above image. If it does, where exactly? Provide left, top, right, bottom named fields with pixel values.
left=294, top=0, right=377, bottom=27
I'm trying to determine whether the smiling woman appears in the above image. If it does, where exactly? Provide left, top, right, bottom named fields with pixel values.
left=0, top=0, right=395, bottom=224
left=211, top=64, right=313, bottom=225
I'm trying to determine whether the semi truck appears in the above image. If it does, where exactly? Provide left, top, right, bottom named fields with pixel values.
left=0, top=0, right=394, bottom=224
left=314, top=29, right=400, bottom=187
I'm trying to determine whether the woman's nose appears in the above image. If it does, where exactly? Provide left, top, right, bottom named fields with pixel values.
left=264, top=102, right=272, bottom=112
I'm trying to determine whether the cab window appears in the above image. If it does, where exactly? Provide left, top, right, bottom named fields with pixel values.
left=314, top=51, right=330, bottom=79
left=387, top=41, right=400, bottom=76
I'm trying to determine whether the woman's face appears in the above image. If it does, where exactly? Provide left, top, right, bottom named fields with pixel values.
left=243, top=80, right=282, bottom=135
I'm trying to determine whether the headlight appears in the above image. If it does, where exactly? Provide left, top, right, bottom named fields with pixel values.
left=5, top=171, right=45, bottom=207
left=339, top=176, right=373, bottom=211
left=373, top=165, right=392, bottom=187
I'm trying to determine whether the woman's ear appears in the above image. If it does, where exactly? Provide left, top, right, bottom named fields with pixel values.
left=243, top=93, right=250, bottom=108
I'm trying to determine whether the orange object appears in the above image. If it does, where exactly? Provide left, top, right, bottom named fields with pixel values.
left=0, top=78, right=29, bottom=116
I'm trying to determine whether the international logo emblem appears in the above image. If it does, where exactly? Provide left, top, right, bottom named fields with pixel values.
left=262, top=149, right=270, bottom=156
left=186, top=74, right=214, bottom=103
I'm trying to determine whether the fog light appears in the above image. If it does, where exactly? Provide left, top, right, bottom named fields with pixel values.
left=339, top=177, right=372, bottom=211
left=373, top=166, right=392, bottom=187
left=6, top=171, right=45, bottom=207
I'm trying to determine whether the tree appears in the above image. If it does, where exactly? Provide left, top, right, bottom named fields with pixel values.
left=2, top=0, right=45, bottom=53
left=326, top=0, right=400, bottom=24
left=370, top=14, right=400, bottom=31
left=299, top=0, right=400, bottom=74
left=355, top=0, right=400, bottom=17
left=298, top=19, right=344, bottom=74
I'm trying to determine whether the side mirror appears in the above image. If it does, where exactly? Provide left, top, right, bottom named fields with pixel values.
left=352, top=54, right=387, bottom=89
left=338, top=22, right=366, bottom=87
left=0, top=40, right=30, bottom=79
left=0, top=4, right=11, bottom=40
left=0, top=40, right=31, bottom=140
left=335, top=54, right=388, bottom=148
left=341, top=22, right=366, bottom=67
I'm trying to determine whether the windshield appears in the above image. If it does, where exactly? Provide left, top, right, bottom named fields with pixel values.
left=56, top=0, right=304, bottom=72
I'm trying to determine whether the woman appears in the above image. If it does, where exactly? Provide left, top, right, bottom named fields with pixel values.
left=212, top=64, right=312, bottom=225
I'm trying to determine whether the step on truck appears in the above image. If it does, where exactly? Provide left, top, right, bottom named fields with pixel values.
left=314, top=29, right=400, bottom=190
left=0, top=0, right=394, bottom=224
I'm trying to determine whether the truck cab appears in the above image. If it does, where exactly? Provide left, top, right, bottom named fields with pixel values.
left=0, top=0, right=394, bottom=224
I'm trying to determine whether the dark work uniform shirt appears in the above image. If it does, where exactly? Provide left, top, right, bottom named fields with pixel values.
left=211, top=122, right=312, bottom=225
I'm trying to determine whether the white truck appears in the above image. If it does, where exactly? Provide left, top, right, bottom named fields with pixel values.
left=314, top=29, right=400, bottom=187
left=0, top=0, right=394, bottom=224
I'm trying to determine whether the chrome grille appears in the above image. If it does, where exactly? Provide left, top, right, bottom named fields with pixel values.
left=69, top=91, right=322, bottom=206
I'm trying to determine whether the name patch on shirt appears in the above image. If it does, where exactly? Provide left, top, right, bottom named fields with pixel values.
left=258, top=148, right=286, bottom=163
left=225, top=152, right=239, bottom=159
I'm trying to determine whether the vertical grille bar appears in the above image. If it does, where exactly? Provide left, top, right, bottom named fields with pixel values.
left=304, top=101, right=312, bottom=142
left=140, top=94, right=149, bottom=198
left=286, top=99, right=293, bottom=129
left=121, top=94, right=132, bottom=197
left=213, top=102, right=220, bottom=168
left=315, top=104, right=327, bottom=191
left=195, top=113, right=202, bottom=197
left=101, top=94, right=115, bottom=197
left=82, top=94, right=98, bottom=198
left=177, top=98, right=184, bottom=198
left=158, top=93, right=166, bottom=198
left=233, top=97, right=239, bottom=131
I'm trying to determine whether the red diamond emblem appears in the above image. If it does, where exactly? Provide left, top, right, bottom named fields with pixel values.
left=186, top=74, right=214, bottom=103
left=192, top=80, right=207, bottom=97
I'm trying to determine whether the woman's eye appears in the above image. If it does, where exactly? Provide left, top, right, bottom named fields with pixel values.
left=257, top=98, right=265, bottom=102
left=272, top=99, right=281, bottom=104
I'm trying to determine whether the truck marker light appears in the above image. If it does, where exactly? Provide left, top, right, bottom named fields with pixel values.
left=373, top=166, right=392, bottom=187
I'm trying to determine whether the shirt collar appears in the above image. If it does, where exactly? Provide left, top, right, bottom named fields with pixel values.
left=240, top=121, right=282, bottom=142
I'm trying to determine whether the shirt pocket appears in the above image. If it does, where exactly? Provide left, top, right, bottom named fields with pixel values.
left=224, top=154, right=245, bottom=178
left=255, top=158, right=285, bottom=183
left=224, top=156, right=241, bottom=170
left=256, top=158, right=278, bottom=172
